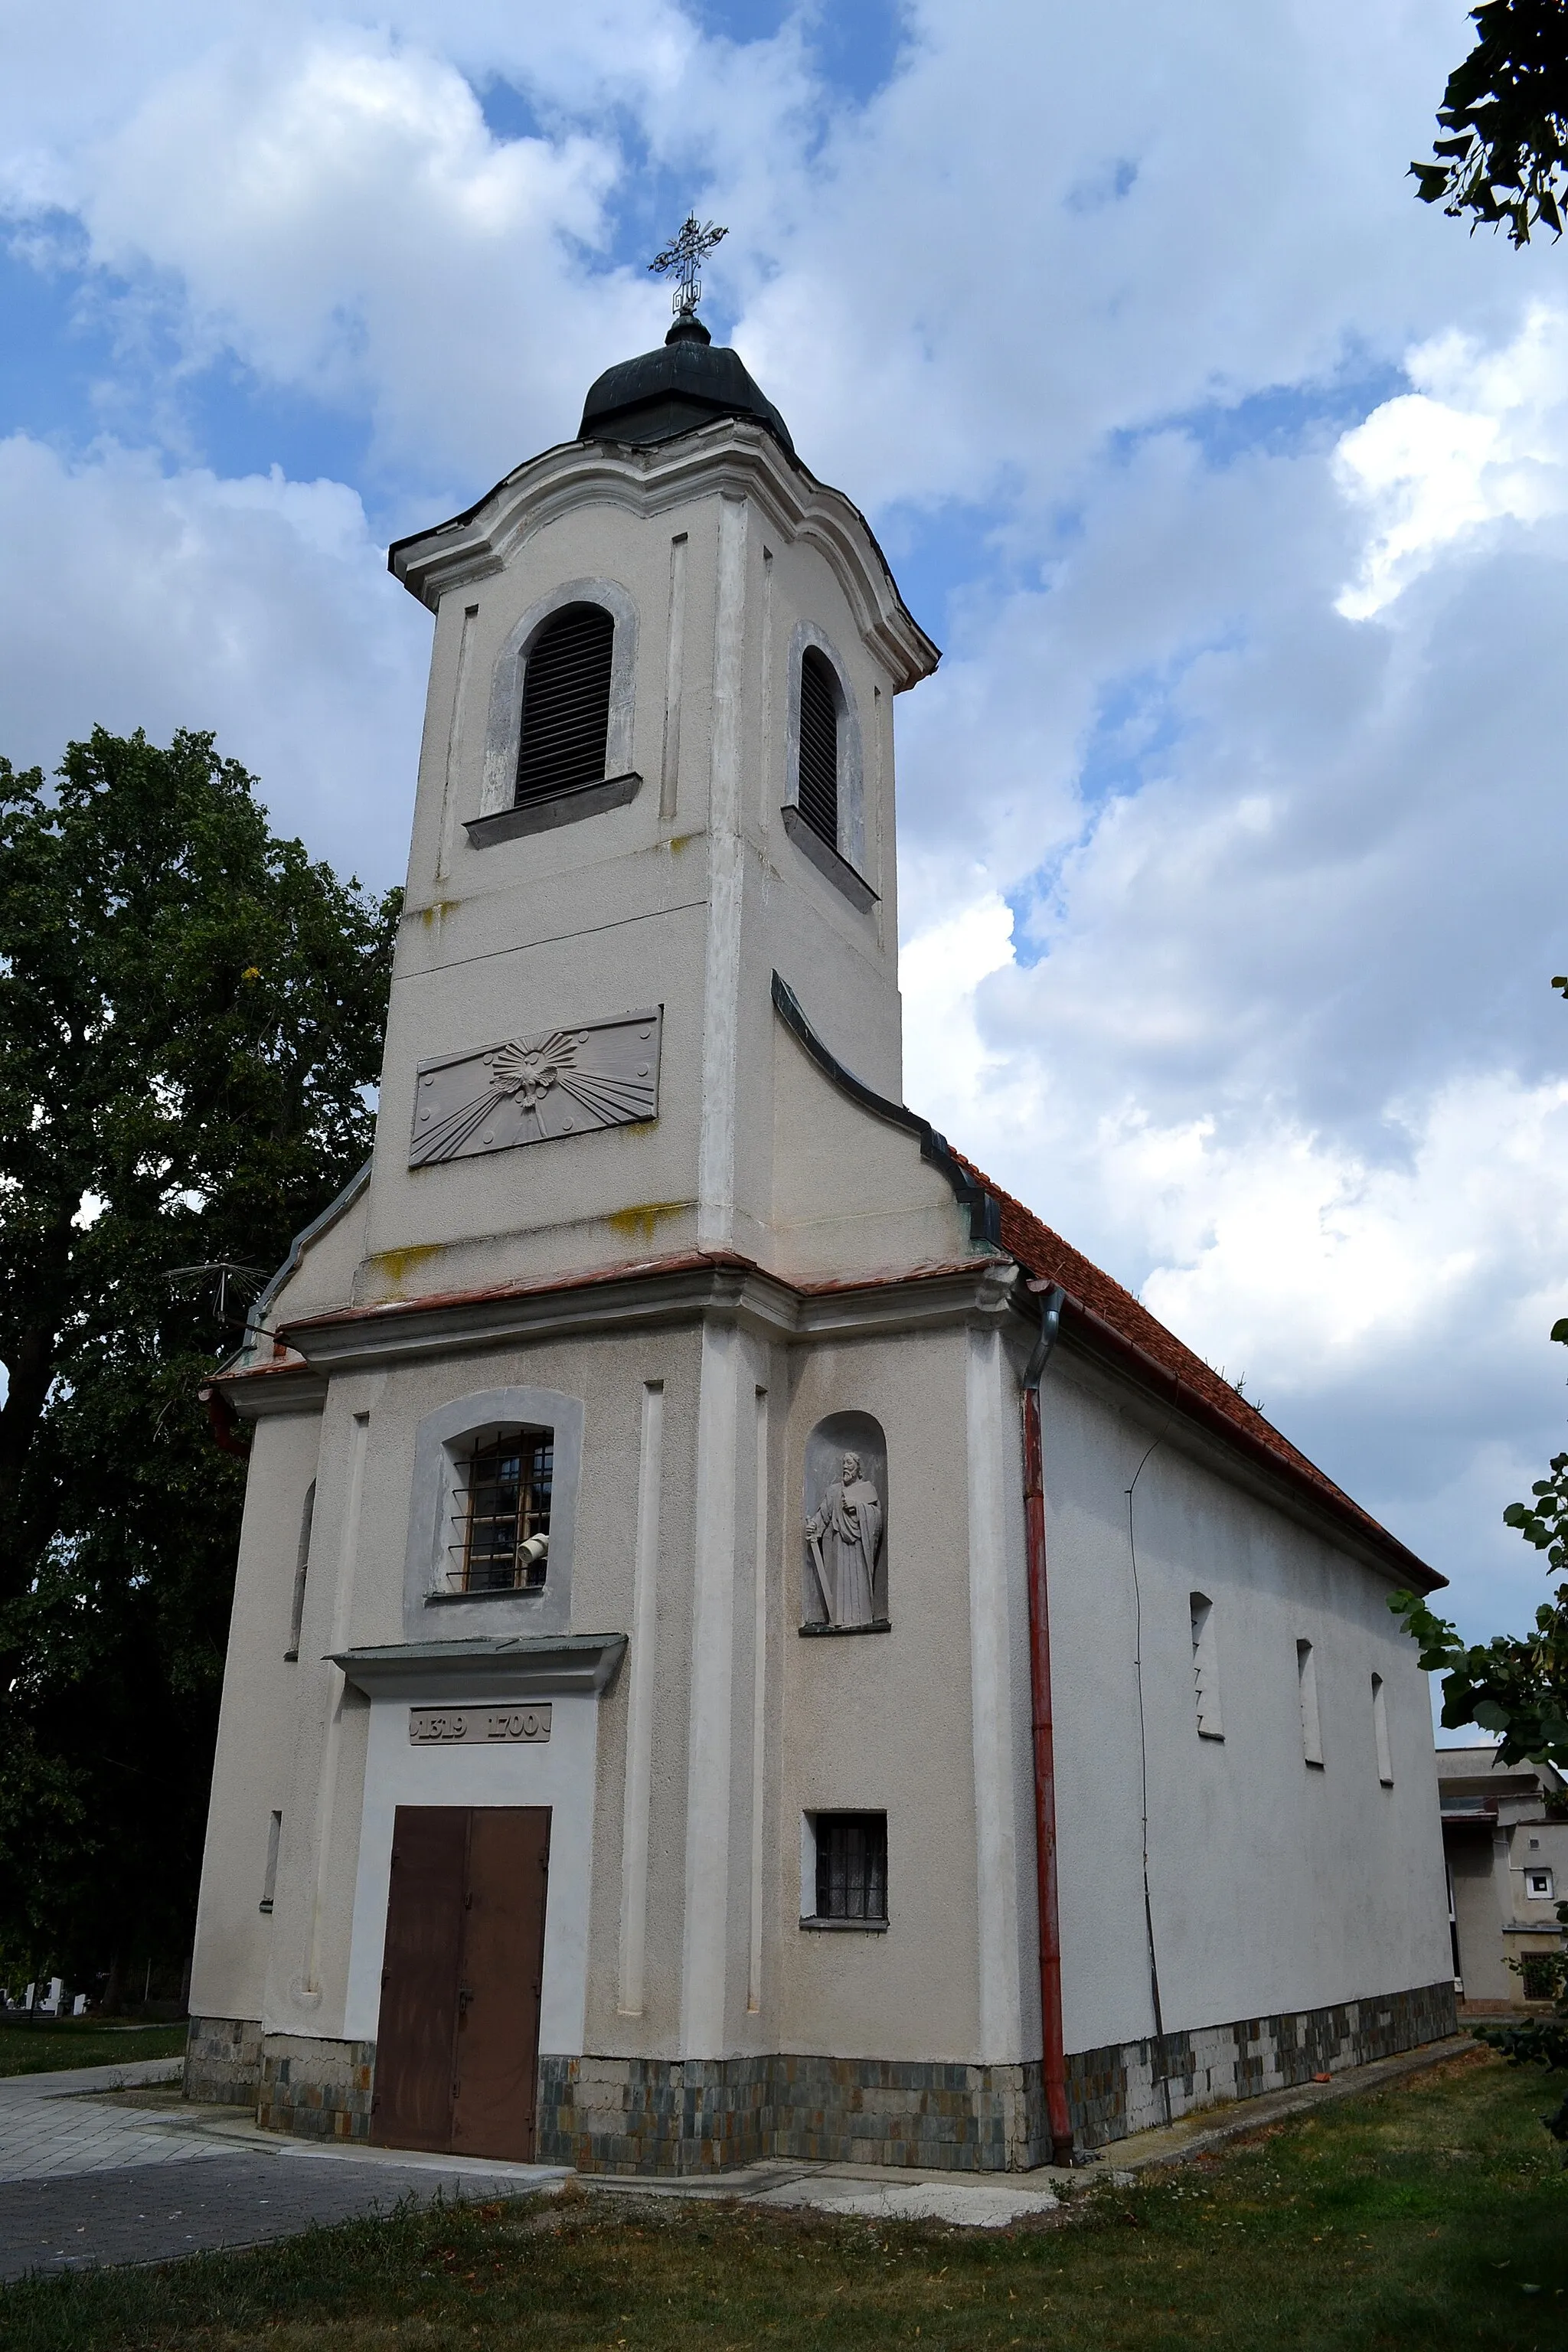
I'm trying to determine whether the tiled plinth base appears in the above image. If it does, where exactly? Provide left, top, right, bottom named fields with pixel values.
left=183, top=2016, right=263, bottom=2107
left=181, top=2019, right=374, bottom=2141
left=185, top=1978, right=1455, bottom=2165
left=541, top=1979, right=1458, bottom=2172
left=1066, top=1978, right=1458, bottom=2148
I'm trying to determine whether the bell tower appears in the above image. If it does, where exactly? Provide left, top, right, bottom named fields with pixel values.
left=360, top=235, right=950, bottom=1311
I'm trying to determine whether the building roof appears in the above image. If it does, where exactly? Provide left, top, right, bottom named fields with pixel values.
left=953, top=1148, right=1442, bottom=1590
left=578, top=314, right=795, bottom=456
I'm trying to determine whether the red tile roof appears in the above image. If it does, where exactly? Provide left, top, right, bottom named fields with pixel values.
left=954, top=1150, right=1440, bottom=1589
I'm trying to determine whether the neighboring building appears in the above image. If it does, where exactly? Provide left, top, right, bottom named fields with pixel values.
left=1439, top=1745, right=1568, bottom=2011
left=183, top=285, right=1455, bottom=2172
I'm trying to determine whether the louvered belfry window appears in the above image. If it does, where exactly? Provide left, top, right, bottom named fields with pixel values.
left=515, top=603, right=615, bottom=805
left=797, top=648, right=839, bottom=851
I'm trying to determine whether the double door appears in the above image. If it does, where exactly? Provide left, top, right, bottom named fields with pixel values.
left=371, top=1805, right=550, bottom=2161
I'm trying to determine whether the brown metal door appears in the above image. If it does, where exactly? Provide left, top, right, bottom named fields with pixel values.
left=451, top=1806, right=551, bottom=2160
left=371, top=1806, right=467, bottom=2151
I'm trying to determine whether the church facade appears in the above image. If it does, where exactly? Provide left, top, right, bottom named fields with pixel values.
left=184, top=292, right=1455, bottom=2171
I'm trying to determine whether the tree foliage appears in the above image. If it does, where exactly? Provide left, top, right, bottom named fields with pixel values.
left=1411, top=0, right=1568, bottom=245
left=0, top=727, right=398, bottom=1995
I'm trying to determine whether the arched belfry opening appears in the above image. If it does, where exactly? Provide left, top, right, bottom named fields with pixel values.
left=796, top=647, right=839, bottom=853
left=516, top=602, right=615, bottom=805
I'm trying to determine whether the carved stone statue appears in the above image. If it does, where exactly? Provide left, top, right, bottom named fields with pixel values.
left=805, top=1452, right=884, bottom=1628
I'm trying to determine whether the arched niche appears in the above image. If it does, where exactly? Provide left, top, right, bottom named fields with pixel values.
left=802, top=1410, right=888, bottom=1633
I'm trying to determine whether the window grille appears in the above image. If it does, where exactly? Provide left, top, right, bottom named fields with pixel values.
left=796, top=648, right=839, bottom=851
left=450, top=1429, right=553, bottom=1592
left=515, top=603, right=615, bottom=805
left=813, top=1812, right=887, bottom=1923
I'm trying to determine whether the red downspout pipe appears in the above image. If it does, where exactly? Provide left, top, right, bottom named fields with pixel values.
left=1022, top=1282, right=1073, bottom=2167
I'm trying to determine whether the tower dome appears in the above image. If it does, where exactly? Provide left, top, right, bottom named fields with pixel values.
left=578, top=312, right=795, bottom=457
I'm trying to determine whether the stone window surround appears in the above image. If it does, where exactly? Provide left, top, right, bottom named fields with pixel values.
left=472, top=579, right=640, bottom=843
left=782, top=619, right=871, bottom=910
left=402, top=1387, right=585, bottom=1640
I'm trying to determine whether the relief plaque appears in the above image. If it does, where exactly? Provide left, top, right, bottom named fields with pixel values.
left=408, top=1704, right=553, bottom=1746
left=410, top=1008, right=661, bottom=1166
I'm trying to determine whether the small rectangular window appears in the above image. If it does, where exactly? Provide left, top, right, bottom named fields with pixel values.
left=452, top=1429, right=552, bottom=1592
left=802, top=1812, right=887, bottom=1926
left=1297, top=1638, right=1323, bottom=1766
left=1191, top=1593, right=1223, bottom=1740
left=1371, top=1673, right=1393, bottom=1785
left=1525, top=1867, right=1555, bottom=1901
left=260, top=1811, right=282, bottom=1915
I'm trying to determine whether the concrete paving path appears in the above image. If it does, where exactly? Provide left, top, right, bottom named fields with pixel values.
left=0, top=2064, right=565, bottom=2282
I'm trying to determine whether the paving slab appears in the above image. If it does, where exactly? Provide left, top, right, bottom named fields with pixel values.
left=0, top=2151, right=558, bottom=2281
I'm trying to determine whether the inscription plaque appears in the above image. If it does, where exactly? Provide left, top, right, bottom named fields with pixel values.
left=410, top=1008, right=662, bottom=1165
left=408, top=1704, right=553, bottom=1746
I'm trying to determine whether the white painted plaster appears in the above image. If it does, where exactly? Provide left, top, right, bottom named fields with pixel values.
left=436, top=602, right=478, bottom=880
left=344, top=1690, right=600, bottom=2054
left=747, top=1383, right=769, bottom=2012
left=617, top=1380, right=665, bottom=2016
left=658, top=535, right=686, bottom=822
left=680, top=1318, right=742, bottom=2053
left=696, top=494, right=747, bottom=1251
left=299, top=1406, right=370, bottom=2004
left=965, top=1328, right=1027, bottom=2063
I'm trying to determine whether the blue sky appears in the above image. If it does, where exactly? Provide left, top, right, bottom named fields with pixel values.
left=4, top=0, right=1568, bottom=1668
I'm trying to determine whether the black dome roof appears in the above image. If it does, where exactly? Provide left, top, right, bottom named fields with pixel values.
left=579, top=314, right=794, bottom=457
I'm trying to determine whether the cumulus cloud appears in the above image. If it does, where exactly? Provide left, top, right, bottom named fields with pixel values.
left=2, top=0, right=1567, bottom=1649
left=0, top=433, right=427, bottom=880
left=1334, top=302, right=1568, bottom=616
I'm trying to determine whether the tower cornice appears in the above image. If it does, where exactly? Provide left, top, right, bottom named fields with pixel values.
left=388, top=422, right=940, bottom=691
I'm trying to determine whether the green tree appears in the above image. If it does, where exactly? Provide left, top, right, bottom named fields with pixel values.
left=1411, top=0, right=1568, bottom=245
left=1390, top=1292, right=1568, bottom=2149
left=0, top=727, right=397, bottom=2001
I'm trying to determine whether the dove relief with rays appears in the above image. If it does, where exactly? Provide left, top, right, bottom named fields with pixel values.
left=410, top=1008, right=662, bottom=1166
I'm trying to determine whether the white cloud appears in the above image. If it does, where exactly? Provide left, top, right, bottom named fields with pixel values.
left=1334, top=302, right=1568, bottom=616
left=0, top=433, right=427, bottom=880
left=2, top=0, right=1568, bottom=1652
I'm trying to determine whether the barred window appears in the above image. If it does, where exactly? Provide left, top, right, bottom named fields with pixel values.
left=814, top=1812, right=887, bottom=1924
left=796, top=648, right=839, bottom=851
left=452, top=1429, right=553, bottom=1592
left=515, top=603, right=615, bottom=805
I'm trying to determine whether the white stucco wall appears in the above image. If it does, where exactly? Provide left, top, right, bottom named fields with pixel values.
left=1042, top=1351, right=1452, bottom=2060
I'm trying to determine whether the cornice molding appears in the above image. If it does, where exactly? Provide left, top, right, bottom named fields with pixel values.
left=387, top=423, right=939, bottom=693
left=241, top=1251, right=1017, bottom=1377
left=334, top=1632, right=627, bottom=1703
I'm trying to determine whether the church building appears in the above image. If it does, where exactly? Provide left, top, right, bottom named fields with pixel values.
left=185, top=242, right=1455, bottom=2171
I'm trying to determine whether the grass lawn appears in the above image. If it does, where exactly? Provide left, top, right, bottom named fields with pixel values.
left=2, top=2049, right=1565, bottom=2350
left=0, top=2021, right=187, bottom=2080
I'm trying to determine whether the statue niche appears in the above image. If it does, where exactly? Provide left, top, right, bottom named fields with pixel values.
left=802, top=1413, right=889, bottom=1632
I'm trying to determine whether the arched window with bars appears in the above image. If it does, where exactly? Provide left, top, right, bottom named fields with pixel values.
left=796, top=646, right=840, bottom=852
left=515, top=602, right=616, bottom=805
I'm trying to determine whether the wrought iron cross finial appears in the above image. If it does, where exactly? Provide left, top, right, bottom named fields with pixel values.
left=648, top=214, right=727, bottom=317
